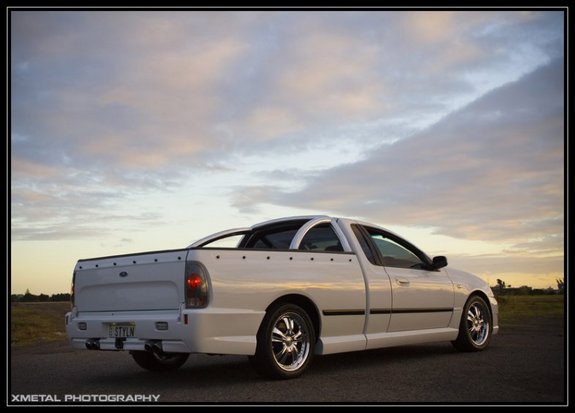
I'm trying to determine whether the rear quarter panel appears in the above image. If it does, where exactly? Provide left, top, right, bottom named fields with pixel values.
left=188, top=248, right=367, bottom=338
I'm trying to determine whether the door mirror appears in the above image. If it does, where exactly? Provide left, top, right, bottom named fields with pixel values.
left=432, top=256, right=448, bottom=269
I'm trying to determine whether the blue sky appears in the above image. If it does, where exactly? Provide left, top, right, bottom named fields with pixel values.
left=10, top=10, right=564, bottom=294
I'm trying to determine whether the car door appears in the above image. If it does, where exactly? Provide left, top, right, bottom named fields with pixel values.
left=360, top=226, right=455, bottom=332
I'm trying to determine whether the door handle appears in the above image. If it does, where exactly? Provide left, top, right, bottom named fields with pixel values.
left=396, top=278, right=410, bottom=286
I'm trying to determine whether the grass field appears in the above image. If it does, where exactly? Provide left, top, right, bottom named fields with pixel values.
left=496, top=294, right=564, bottom=324
left=9, top=295, right=565, bottom=347
left=10, top=302, right=70, bottom=347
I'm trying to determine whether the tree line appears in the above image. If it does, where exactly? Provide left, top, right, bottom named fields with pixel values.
left=11, top=289, right=71, bottom=302
left=492, top=278, right=564, bottom=296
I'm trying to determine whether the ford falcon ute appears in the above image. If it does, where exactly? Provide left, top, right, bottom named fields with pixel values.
left=65, top=216, right=498, bottom=379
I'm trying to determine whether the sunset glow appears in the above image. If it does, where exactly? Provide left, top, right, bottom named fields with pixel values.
left=10, top=10, right=564, bottom=294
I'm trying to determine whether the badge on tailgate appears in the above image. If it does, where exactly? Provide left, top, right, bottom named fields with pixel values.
left=107, top=322, right=135, bottom=338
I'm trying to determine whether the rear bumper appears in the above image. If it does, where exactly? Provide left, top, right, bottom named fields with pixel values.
left=65, top=307, right=265, bottom=355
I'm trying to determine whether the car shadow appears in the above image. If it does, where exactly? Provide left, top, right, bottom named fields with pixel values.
left=88, top=342, right=457, bottom=390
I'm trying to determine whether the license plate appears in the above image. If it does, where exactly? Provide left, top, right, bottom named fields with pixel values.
left=108, top=323, right=135, bottom=338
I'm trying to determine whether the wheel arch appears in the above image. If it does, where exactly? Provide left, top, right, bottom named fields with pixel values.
left=263, top=294, right=321, bottom=342
left=465, top=290, right=493, bottom=323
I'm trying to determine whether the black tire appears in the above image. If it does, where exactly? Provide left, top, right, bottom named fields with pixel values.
left=452, top=295, right=493, bottom=352
left=249, top=303, right=316, bottom=379
left=131, top=351, right=189, bottom=372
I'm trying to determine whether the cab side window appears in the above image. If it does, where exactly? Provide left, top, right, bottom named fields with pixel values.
left=365, top=228, right=428, bottom=269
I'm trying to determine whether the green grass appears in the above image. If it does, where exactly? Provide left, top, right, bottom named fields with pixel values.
left=497, top=295, right=564, bottom=324
left=10, top=302, right=71, bottom=347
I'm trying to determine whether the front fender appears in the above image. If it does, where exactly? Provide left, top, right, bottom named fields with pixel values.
left=445, top=267, right=499, bottom=334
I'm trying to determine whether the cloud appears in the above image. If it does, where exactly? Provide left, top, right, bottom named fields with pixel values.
left=241, top=58, right=564, bottom=256
left=11, top=158, right=60, bottom=179
left=403, top=11, right=460, bottom=43
left=12, top=11, right=562, bottom=166
left=220, top=10, right=563, bottom=153
left=272, top=29, right=383, bottom=116
left=11, top=12, right=251, bottom=172
left=10, top=11, right=564, bottom=242
left=231, top=185, right=278, bottom=215
left=242, top=107, right=303, bottom=141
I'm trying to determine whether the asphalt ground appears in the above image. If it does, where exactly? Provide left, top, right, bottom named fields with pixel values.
left=8, top=317, right=565, bottom=405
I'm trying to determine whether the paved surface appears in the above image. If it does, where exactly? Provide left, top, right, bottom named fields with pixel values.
left=9, top=318, right=565, bottom=404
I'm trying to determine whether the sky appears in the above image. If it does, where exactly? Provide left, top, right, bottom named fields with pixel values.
left=10, top=10, right=565, bottom=294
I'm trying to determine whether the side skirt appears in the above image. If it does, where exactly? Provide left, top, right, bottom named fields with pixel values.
left=365, top=327, right=459, bottom=350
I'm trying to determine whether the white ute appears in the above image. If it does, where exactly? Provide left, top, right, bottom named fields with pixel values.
left=66, top=216, right=499, bottom=379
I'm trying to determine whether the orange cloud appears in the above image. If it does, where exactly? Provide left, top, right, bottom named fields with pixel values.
left=12, top=158, right=60, bottom=179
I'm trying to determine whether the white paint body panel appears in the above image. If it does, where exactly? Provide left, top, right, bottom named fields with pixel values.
left=66, top=216, right=499, bottom=357
left=384, top=267, right=454, bottom=332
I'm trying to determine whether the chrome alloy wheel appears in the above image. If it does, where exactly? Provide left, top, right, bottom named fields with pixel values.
left=467, top=302, right=490, bottom=346
left=271, top=312, right=311, bottom=372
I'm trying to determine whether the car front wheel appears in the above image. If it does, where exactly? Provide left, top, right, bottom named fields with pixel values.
left=452, top=295, right=493, bottom=352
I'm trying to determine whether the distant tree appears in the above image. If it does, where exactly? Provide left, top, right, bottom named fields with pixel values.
left=496, top=279, right=506, bottom=295
left=518, top=285, right=532, bottom=295
left=11, top=294, right=24, bottom=302
left=50, top=293, right=71, bottom=302
left=556, top=279, right=564, bottom=295
left=13, top=291, right=73, bottom=302
left=22, top=289, right=38, bottom=302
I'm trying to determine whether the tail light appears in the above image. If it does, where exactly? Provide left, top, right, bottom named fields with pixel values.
left=185, top=262, right=209, bottom=308
left=71, top=271, right=76, bottom=308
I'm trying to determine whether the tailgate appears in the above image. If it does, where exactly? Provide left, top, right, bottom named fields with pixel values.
left=74, top=250, right=187, bottom=312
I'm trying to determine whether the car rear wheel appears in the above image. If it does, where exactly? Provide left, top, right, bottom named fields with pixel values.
left=249, top=303, right=315, bottom=379
left=452, top=295, right=492, bottom=352
left=131, top=351, right=189, bottom=372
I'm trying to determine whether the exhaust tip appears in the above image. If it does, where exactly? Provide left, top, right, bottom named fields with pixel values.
left=144, top=341, right=164, bottom=357
left=85, top=338, right=100, bottom=350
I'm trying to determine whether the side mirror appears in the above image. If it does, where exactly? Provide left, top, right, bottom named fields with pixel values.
left=432, top=256, right=448, bottom=269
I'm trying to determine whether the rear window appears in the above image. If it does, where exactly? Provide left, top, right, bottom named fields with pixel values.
left=242, top=220, right=343, bottom=251
left=299, top=224, right=343, bottom=252
left=242, top=220, right=309, bottom=249
left=251, top=228, right=298, bottom=249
